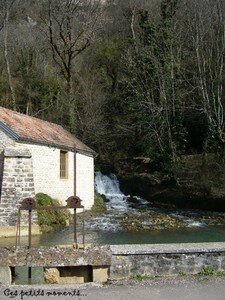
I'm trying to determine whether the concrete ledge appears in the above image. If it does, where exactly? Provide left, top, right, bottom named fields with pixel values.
left=0, top=245, right=111, bottom=267
left=0, top=225, right=41, bottom=238
left=0, top=267, right=11, bottom=284
left=4, top=147, right=31, bottom=158
left=110, top=243, right=225, bottom=255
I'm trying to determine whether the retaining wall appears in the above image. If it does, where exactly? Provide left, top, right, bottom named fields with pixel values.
left=110, top=243, right=225, bottom=279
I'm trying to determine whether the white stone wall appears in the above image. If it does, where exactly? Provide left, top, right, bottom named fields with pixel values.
left=0, top=130, right=15, bottom=151
left=76, top=152, right=94, bottom=209
left=15, top=142, right=94, bottom=209
left=15, top=142, right=75, bottom=205
left=0, top=130, right=15, bottom=196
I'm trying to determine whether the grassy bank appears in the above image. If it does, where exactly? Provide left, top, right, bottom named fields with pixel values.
left=36, top=193, right=71, bottom=232
left=91, top=193, right=107, bottom=215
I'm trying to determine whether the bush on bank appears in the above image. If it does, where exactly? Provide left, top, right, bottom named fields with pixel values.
left=91, top=193, right=107, bottom=215
left=36, top=193, right=71, bottom=232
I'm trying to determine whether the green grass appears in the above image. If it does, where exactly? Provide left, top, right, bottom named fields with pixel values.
left=178, top=271, right=186, bottom=277
left=217, top=270, right=225, bottom=276
left=131, top=274, right=152, bottom=281
left=36, top=193, right=71, bottom=231
left=91, top=193, right=107, bottom=215
left=201, top=266, right=214, bottom=276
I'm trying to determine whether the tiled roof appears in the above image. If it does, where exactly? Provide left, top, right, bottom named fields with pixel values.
left=0, top=106, right=95, bottom=154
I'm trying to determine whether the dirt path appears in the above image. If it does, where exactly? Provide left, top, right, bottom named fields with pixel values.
left=1, top=277, right=225, bottom=300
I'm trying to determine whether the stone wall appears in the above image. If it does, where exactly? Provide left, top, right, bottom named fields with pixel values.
left=0, top=245, right=111, bottom=284
left=76, top=152, right=94, bottom=209
left=0, top=147, right=37, bottom=227
left=0, top=130, right=15, bottom=151
left=0, top=131, right=15, bottom=198
left=1, top=243, right=225, bottom=284
left=0, top=151, right=4, bottom=198
left=0, top=245, right=111, bottom=267
left=110, top=243, right=225, bottom=279
left=15, top=142, right=75, bottom=205
left=16, top=143, right=94, bottom=209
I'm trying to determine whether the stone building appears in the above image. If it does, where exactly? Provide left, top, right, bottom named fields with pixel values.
left=0, top=106, right=95, bottom=235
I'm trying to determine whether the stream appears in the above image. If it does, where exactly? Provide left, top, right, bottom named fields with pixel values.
left=2, top=171, right=225, bottom=248
left=2, top=172, right=225, bottom=284
left=85, top=172, right=225, bottom=244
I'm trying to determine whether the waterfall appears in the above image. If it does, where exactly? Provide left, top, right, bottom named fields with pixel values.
left=91, top=172, right=205, bottom=232
left=95, top=171, right=128, bottom=210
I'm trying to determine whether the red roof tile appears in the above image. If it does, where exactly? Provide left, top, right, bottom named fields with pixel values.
left=0, top=106, right=95, bottom=154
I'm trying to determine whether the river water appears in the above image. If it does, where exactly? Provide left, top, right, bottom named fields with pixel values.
left=2, top=172, right=225, bottom=284
left=2, top=171, right=225, bottom=248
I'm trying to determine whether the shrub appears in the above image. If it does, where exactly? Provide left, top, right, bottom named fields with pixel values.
left=201, top=266, right=214, bottom=276
left=91, top=193, right=107, bottom=215
left=131, top=274, right=152, bottom=281
left=36, top=193, right=71, bottom=230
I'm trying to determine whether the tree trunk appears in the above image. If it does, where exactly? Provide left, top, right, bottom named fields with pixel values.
left=4, top=9, right=16, bottom=110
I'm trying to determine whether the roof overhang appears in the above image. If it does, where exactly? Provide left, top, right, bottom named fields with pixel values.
left=16, top=138, right=97, bottom=157
left=0, top=121, right=19, bottom=140
left=0, top=120, right=97, bottom=157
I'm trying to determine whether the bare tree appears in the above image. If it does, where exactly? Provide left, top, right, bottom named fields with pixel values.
left=0, top=0, right=17, bottom=109
left=185, top=0, right=225, bottom=146
left=43, top=0, right=102, bottom=95
left=40, top=0, right=103, bottom=130
left=75, top=69, right=107, bottom=150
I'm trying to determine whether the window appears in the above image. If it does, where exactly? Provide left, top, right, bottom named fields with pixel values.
left=60, top=150, right=68, bottom=179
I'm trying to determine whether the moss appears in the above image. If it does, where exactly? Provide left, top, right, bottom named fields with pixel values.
left=36, top=193, right=71, bottom=231
left=91, top=193, right=107, bottom=215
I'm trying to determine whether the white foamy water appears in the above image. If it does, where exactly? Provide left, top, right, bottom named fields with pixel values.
left=170, top=213, right=205, bottom=227
left=95, top=172, right=129, bottom=211
left=186, top=221, right=203, bottom=227
left=91, top=172, right=206, bottom=231
left=87, top=172, right=130, bottom=231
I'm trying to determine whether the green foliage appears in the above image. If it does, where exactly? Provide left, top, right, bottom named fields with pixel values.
left=131, top=274, right=152, bottom=281
left=201, top=266, right=214, bottom=276
left=36, top=193, right=71, bottom=230
left=115, top=3, right=186, bottom=169
left=0, top=0, right=225, bottom=174
left=15, top=48, right=59, bottom=116
left=139, top=10, right=156, bottom=46
left=205, top=127, right=225, bottom=161
left=195, top=268, right=225, bottom=278
left=217, top=270, right=225, bottom=277
left=91, top=193, right=107, bottom=215
left=178, top=271, right=186, bottom=277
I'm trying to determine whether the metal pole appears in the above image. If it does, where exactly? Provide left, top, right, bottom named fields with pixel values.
left=18, top=209, right=21, bottom=246
left=83, top=208, right=85, bottom=249
left=28, top=209, right=32, bottom=248
left=28, top=209, right=32, bottom=284
left=15, top=208, right=20, bottom=248
left=74, top=208, right=77, bottom=248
